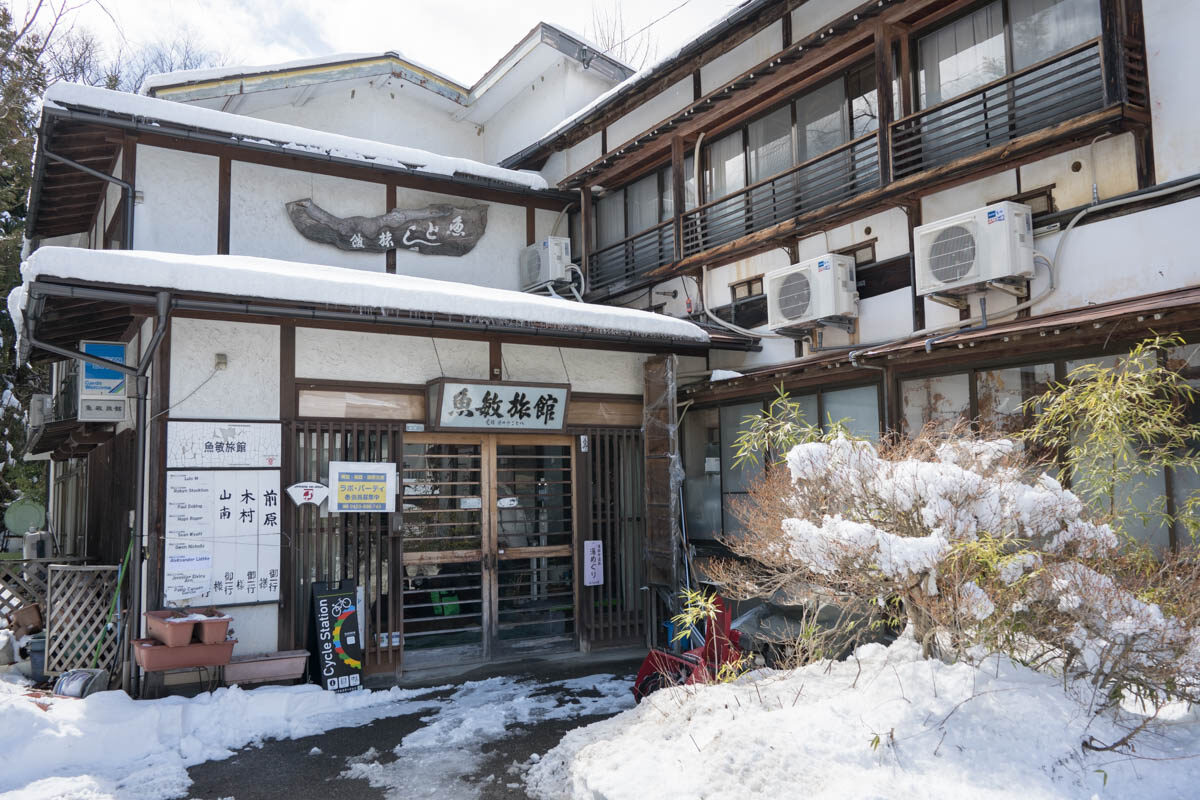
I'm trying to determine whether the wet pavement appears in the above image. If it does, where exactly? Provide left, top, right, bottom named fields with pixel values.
left=185, top=654, right=642, bottom=800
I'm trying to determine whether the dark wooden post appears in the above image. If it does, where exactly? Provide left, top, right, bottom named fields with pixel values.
left=1099, top=0, right=1127, bottom=105
left=874, top=22, right=896, bottom=186
left=671, top=136, right=686, bottom=261
left=580, top=185, right=593, bottom=293
left=217, top=155, right=231, bottom=254
left=278, top=323, right=296, bottom=650
left=642, top=355, right=679, bottom=593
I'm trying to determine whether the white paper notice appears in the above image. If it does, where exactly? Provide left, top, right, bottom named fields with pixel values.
left=583, top=539, right=603, bottom=587
left=164, top=469, right=282, bottom=606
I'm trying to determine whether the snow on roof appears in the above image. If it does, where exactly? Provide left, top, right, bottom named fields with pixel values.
left=42, top=82, right=549, bottom=191
left=14, top=247, right=709, bottom=345
left=139, top=51, right=471, bottom=96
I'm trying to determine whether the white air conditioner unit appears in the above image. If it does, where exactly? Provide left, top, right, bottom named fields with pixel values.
left=915, top=201, right=1034, bottom=297
left=766, top=254, right=858, bottom=332
left=520, top=236, right=572, bottom=290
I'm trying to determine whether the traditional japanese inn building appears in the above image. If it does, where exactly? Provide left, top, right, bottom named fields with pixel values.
left=13, top=0, right=1200, bottom=689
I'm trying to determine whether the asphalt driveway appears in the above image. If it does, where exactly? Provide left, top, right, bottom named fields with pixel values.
left=185, top=655, right=642, bottom=800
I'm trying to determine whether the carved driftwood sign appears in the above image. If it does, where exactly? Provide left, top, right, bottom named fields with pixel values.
left=285, top=198, right=487, bottom=256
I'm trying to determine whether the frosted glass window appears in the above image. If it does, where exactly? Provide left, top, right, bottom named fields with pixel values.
left=1010, top=0, right=1101, bottom=70
left=918, top=2, right=1006, bottom=108
left=720, top=402, right=764, bottom=493
left=596, top=189, right=625, bottom=248
left=683, top=154, right=698, bottom=210
left=796, top=78, right=848, bottom=161
left=976, top=363, right=1056, bottom=437
left=626, top=172, right=659, bottom=235
left=823, top=385, right=880, bottom=441
left=748, top=105, right=794, bottom=182
left=901, top=373, right=971, bottom=435
left=682, top=407, right=722, bottom=540
left=706, top=130, right=746, bottom=200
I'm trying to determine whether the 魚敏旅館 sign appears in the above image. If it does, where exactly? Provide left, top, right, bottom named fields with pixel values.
left=426, top=380, right=569, bottom=432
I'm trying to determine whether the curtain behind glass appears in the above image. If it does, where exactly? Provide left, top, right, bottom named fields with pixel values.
left=625, top=172, right=659, bottom=236
left=748, top=105, right=794, bottom=182
left=596, top=189, right=625, bottom=248
left=1010, top=0, right=1102, bottom=70
left=918, top=1, right=1006, bottom=108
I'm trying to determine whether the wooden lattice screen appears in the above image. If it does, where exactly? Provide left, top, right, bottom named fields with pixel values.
left=46, top=564, right=121, bottom=676
left=0, top=559, right=52, bottom=620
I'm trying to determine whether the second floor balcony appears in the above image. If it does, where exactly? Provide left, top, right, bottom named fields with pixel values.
left=577, top=3, right=1149, bottom=301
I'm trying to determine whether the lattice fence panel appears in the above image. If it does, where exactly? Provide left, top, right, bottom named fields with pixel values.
left=46, top=565, right=121, bottom=676
left=0, top=559, right=54, bottom=620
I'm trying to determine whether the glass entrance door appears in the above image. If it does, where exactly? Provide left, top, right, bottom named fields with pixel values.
left=400, top=433, right=577, bottom=667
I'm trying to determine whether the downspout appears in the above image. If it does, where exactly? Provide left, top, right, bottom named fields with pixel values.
left=42, top=149, right=134, bottom=248
left=23, top=290, right=172, bottom=695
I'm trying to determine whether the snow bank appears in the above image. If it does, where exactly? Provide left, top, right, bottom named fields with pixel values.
left=0, top=680, right=445, bottom=799
left=525, top=635, right=1200, bottom=799
left=43, top=82, right=547, bottom=190
left=14, top=247, right=708, bottom=345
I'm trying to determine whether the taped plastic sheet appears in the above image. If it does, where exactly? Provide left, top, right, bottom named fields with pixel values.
left=642, top=354, right=682, bottom=590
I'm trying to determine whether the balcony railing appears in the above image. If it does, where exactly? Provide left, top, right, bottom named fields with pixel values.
left=590, top=219, right=676, bottom=295
left=584, top=34, right=1143, bottom=298
left=680, top=134, right=880, bottom=261
left=891, top=40, right=1106, bottom=179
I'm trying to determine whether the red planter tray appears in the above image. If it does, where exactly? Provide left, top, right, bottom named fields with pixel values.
left=133, top=638, right=237, bottom=671
left=144, top=611, right=196, bottom=647
left=192, top=614, right=232, bottom=645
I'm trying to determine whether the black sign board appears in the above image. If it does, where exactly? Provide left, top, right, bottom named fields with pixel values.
left=308, top=579, right=365, bottom=692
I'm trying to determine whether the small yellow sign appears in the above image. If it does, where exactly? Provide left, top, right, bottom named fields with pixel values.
left=329, top=462, right=396, bottom=513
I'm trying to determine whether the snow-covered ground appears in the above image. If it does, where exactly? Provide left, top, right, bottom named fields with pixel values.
left=525, top=634, right=1200, bottom=800
left=0, top=667, right=632, bottom=800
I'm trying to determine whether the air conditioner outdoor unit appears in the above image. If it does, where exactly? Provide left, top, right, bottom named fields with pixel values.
left=519, top=236, right=572, bottom=290
left=915, top=201, right=1034, bottom=297
left=766, top=253, right=858, bottom=332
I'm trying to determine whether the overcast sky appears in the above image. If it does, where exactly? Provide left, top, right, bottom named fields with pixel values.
left=18, top=0, right=743, bottom=86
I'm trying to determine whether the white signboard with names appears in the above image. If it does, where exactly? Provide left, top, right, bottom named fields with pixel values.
left=583, top=540, right=604, bottom=587
left=167, top=421, right=282, bottom=469
left=164, top=469, right=282, bottom=605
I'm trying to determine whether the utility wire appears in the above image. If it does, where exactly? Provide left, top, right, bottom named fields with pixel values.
left=599, top=0, right=697, bottom=57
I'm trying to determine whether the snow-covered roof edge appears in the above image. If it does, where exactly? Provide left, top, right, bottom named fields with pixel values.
left=14, top=247, right=710, bottom=347
left=42, top=82, right=550, bottom=192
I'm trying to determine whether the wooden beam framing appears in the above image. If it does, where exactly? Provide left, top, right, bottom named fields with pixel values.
left=217, top=155, right=231, bottom=254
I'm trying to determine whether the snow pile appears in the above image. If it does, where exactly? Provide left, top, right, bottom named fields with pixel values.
left=341, top=673, right=633, bottom=799
left=709, top=369, right=744, bottom=381
left=525, top=634, right=1200, bottom=799
left=0, top=680, right=446, bottom=799
left=43, top=82, right=547, bottom=190
left=13, top=247, right=708, bottom=346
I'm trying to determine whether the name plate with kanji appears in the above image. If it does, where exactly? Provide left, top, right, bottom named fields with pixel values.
left=427, top=380, right=569, bottom=432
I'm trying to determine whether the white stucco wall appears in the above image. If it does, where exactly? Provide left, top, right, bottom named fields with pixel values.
left=134, top=145, right=219, bottom=255
left=168, top=318, right=280, bottom=419
left=500, top=344, right=647, bottom=394
left=1143, top=0, right=1200, bottom=183
left=294, top=328, right=489, bottom=383
left=606, top=78, right=693, bottom=148
left=700, top=22, right=782, bottom=94
left=249, top=83, right=485, bottom=161
left=228, top=162, right=387, bottom=272
left=790, top=0, right=863, bottom=41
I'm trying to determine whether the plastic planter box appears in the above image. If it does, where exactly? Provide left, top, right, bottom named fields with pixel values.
left=192, top=612, right=232, bottom=645
left=224, top=650, right=310, bottom=685
left=144, top=611, right=195, bottom=647
left=133, top=638, right=237, bottom=671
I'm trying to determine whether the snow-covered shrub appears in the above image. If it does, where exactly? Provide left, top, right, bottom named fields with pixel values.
left=711, top=416, right=1200, bottom=732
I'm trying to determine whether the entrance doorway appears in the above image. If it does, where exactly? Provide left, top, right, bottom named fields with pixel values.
left=289, top=424, right=578, bottom=674
left=400, top=434, right=577, bottom=667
